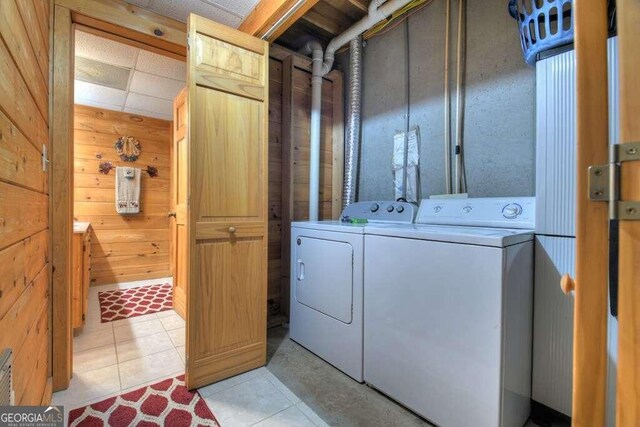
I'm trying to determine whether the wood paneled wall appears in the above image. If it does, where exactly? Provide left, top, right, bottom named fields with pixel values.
left=267, top=58, right=284, bottom=323
left=0, top=0, right=51, bottom=405
left=267, top=48, right=343, bottom=322
left=73, top=105, right=172, bottom=286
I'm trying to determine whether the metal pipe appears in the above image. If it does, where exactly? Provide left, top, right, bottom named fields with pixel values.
left=454, top=0, right=466, bottom=193
left=343, top=36, right=363, bottom=207
left=402, top=18, right=411, bottom=201
left=443, top=0, right=452, bottom=194
left=299, top=0, right=416, bottom=218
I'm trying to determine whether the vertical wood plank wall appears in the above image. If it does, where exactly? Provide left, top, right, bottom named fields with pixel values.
left=0, top=0, right=52, bottom=405
left=268, top=58, right=284, bottom=323
left=269, top=49, right=343, bottom=320
left=73, top=105, right=172, bottom=286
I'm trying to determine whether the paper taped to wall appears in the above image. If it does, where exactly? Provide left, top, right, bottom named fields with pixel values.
left=393, top=126, right=420, bottom=202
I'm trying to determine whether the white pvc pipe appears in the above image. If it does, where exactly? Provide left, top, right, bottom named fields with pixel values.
left=300, top=0, right=416, bottom=220
left=320, top=0, right=416, bottom=75
left=299, top=40, right=324, bottom=221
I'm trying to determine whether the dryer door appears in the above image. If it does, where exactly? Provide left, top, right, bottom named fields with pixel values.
left=294, top=236, right=354, bottom=324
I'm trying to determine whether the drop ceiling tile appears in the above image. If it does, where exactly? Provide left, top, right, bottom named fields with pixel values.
left=147, top=0, right=241, bottom=27
left=125, top=93, right=173, bottom=117
left=75, top=80, right=127, bottom=107
left=129, top=71, right=185, bottom=100
left=75, top=30, right=139, bottom=68
left=75, top=57, right=131, bottom=90
left=135, top=50, right=186, bottom=81
left=123, top=107, right=172, bottom=121
left=200, top=0, right=259, bottom=18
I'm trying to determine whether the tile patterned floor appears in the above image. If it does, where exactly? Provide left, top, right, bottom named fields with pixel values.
left=53, top=278, right=327, bottom=426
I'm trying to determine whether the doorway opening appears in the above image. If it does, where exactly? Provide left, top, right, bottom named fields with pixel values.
left=55, top=25, right=188, bottom=406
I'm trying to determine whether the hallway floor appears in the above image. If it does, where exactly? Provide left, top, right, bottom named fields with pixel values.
left=53, top=279, right=546, bottom=426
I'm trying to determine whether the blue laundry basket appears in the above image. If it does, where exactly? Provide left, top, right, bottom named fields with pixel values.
left=508, top=0, right=574, bottom=66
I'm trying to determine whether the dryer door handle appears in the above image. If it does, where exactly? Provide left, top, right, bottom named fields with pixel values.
left=297, top=259, right=305, bottom=281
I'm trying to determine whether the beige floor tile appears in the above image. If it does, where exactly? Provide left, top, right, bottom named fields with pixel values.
left=73, top=344, right=117, bottom=374
left=118, top=348, right=184, bottom=390
left=156, top=308, right=178, bottom=319
left=199, top=367, right=269, bottom=397
left=176, top=346, right=186, bottom=363
left=265, top=372, right=301, bottom=404
left=167, top=327, right=185, bottom=347
left=159, top=312, right=185, bottom=331
left=295, top=403, right=329, bottom=427
left=74, top=328, right=114, bottom=353
left=113, top=318, right=165, bottom=342
left=51, top=364, right=120, bottom=410
left=116, top=331, right=174, bottom=362
left=110, top=312, right=158, bottom=328
left=202, top=375, right=292, bottom=426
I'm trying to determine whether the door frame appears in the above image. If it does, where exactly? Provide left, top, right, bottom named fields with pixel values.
left=50, top=0, right=187, bottom=391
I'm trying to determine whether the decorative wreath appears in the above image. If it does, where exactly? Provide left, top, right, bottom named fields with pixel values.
left=115, top=136, right=141, bottom=162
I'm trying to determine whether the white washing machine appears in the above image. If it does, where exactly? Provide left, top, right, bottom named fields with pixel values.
left=363, top=197, right=535, bottom=427
left=290, top=201, right=416, bottom=382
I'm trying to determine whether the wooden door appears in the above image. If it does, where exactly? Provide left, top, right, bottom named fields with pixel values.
left=185, top=14, right=269, bottom=389
left=615, top=0, right=640, bottom=424
left=571, top=1, right=640, bottom=424
left=171, top=87, right=188, bottom=319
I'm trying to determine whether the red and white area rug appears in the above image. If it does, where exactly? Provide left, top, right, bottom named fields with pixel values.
left=98, top=283, right=173, bottom=323
left=68, top=375, right=219, bottom=427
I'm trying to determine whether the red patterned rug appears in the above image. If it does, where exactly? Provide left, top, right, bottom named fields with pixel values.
left=98, top=283, right=173, bottom=323
left=68, top=375, right=219, bottom=426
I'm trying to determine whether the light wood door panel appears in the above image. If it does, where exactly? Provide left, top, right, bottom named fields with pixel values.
left=186, top=14, right=268, bottom=390
left=617, top=0, right=640, bottom=423
left=194, top=88, right=263, bottom=220
left=172, top=87, right=188, bottom=319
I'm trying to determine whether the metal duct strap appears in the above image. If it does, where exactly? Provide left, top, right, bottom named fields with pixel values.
left=343, top=36, right=362, bottom=207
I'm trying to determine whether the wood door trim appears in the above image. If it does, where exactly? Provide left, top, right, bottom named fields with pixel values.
left=572, top=0, right=609, bottom=423
left=616, top=0, right=640, bottom=423
left=51, top=5, right=74, bottom=391
left=73, top=21, right=185, bottom=61
left=51, top=0, right=187, bottom=392
left=54, top=0, right=186, bottom=48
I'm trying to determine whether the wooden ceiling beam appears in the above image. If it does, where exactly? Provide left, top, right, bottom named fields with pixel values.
left=347, top=0, right=369, bottom=13
left=238, top=0, right=320, bottom=42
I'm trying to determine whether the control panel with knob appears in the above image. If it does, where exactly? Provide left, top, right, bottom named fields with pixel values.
left=338, top=201, right=417, bottom=223
left=502, top=203, right=523, bottom=219
left=416, top=197, right=535, bottom=229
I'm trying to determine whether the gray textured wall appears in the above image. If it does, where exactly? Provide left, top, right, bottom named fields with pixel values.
left=337, top=0, right=535, bottom=201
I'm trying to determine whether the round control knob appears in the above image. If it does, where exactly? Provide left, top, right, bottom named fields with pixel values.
left=370, top=203, right=380, bottom=213
left=502, top=203, right=523, bottom=219
left=387, top=205, right=395, bottom=213
left=396, top=205, right=405, bottom=213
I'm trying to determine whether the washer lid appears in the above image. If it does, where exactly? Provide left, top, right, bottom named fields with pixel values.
left=365, top=224, right=534, bottom=247
left=292, top=220, right=367, bottom=234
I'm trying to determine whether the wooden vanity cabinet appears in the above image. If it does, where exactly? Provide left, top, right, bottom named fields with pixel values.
left=72, top=223, right=92, bottom=330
